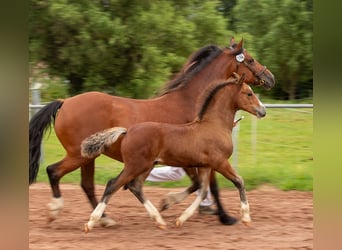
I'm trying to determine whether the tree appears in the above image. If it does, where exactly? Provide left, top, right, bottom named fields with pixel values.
left=29, top=0, right=230, bottom=98
left=232, top=0, right=312, bottom=100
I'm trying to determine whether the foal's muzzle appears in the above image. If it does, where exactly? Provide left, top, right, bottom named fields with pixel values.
left=256, top=106, right=266, bottom=118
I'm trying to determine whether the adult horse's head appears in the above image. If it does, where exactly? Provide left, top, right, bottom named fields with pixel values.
left=225, top=37, right=275, bottom=90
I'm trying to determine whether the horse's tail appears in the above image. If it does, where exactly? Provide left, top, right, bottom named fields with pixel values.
left=81, top=127, right=127, bottom=158
left=29, top=100, right=64, bottom=185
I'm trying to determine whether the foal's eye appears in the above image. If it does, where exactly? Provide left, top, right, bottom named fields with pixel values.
left=247, top=93, right=253, bottom=97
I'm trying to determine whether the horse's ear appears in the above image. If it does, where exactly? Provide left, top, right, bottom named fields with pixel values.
left=234, top=38, right=244, bottom=51
left=229, top=37, right=236, bottom=47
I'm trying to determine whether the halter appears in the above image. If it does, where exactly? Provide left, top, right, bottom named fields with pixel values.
left=233, top=50, right=267, bottom=87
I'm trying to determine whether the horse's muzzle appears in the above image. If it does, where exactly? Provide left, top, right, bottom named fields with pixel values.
left=259, top=71, right=275, bottom=90
left=256, top=106, right=266, bottom=118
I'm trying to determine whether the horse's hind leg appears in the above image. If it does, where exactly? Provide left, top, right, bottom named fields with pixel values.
left=80, top=161, right=117, bottom=227
left=46, top=155, right=92, bottom=223
left=209, top=170, right=238, bottom=225
left=46, top=160, right=65, bottom=222
left=125, top=175, right=167, bottom=229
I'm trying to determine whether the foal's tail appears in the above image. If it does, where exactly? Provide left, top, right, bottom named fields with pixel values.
left=81, top=127, right=127, bottom=158
left=29, top=100, right=64, bottom=185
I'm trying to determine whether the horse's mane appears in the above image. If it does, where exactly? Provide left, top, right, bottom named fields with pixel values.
left=157, top=45, right=223, bottom=96
left=196, top=79, right=238, bottom=121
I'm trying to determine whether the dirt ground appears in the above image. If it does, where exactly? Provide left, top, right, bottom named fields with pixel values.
left=29, top=183, right=313, bottom=250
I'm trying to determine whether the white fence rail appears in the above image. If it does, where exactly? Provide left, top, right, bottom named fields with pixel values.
left=29, top=103, right=314, bottom=110
left=29, top=103, right=313, bottom=170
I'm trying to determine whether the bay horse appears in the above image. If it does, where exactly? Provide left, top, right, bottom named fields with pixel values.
left=81, top=72, right=266, bottom=231
left=29, top=38, right=275, bottom=226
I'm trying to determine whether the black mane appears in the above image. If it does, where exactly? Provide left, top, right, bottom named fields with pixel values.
left=196, top=80, right=234, bottom=121
left=157, top=45, right=223, bottom=96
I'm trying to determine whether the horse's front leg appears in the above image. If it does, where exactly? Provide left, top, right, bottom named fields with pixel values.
left=125, top=174, right=167, bottom=229
left=217, top=161, right=251, bottom=225
left=175, top=168, right=211, bottom=227
left=209, top=170, right=238, bottom=225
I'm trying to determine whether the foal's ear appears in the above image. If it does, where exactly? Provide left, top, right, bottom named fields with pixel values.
left=231, top=72, right=245, bottom=85
left=237, top=73, right=246, bottom=85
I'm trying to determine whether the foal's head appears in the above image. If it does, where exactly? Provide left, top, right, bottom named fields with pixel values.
left=232, top=73, right=266, bottom=118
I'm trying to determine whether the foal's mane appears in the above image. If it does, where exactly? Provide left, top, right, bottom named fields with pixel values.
left=157, top=45, right=223, bottom=96
left=196, top=79, right=238, bottom=121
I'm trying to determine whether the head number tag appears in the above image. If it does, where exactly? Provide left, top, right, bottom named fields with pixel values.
left=236, top=53, right=245, bottom=62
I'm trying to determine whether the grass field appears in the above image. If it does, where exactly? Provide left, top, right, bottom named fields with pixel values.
left=35, top=107, right=313, bottom=191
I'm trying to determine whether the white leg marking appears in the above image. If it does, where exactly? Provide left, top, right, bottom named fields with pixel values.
left=99, top=216, right=117, bottom=228
left=166, top=191, right=189, bottom=204
left=176, top=193, right=203, bottom=227
left=240, top=201, right=252, bottom=222
left=47, top=197, right=64, bottom=220
left=86, top=202, right=107, bottom=231
left=144, top=200, right=167, bottom=228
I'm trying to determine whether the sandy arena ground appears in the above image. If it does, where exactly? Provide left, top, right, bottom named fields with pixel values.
left=29, top=183, right=313, bottom=250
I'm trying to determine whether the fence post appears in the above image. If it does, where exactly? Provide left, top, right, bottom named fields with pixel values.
left=30, top=83, right=44, bottom=164
left=30, top=83, right=42, bottom=119
left=232, top=110, right=241, bottom=170
left=251, top=94, right=259, bottom=166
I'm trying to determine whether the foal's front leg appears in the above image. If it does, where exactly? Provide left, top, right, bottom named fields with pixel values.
left=159, top=168, right=200, bottom=211
left=175, top=168, right=211, bottom=227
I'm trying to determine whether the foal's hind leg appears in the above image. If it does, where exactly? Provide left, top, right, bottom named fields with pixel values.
left=125, top=175, right=167, bottom=229
left=84, top=171, right=125, bottom=232
left=85, top=168, right=166, bottom=232
left=80, top=161, right=117, bottom=227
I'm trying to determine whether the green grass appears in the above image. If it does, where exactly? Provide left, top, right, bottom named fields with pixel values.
left=35, top=107, right=313, bottom=191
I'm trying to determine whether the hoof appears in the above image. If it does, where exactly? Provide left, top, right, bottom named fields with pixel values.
left=46, top=209, right=59, bottom=223
left=219, top=214, right=238, bottom=226
left=242, top=220, right=253, bottom=227
left=84, top=223, right=90, bottom=233
left=157, top=224, right=167, bottom=230
left=46, top=215, right=57, bottom=224
left=175, top=219, right=183, bottom=228
left=99, top=217, right=117, bottom=228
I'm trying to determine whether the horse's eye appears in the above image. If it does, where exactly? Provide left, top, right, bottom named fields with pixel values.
left=247, top=93, right=253, bottom=97
left=248, top=59, right=254, bottom=64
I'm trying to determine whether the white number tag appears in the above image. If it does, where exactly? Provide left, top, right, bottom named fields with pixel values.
left=236, top=53, right=245, bottom=62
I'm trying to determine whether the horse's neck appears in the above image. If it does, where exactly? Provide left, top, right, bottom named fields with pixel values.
left=183, top=53, right=231, bottom=97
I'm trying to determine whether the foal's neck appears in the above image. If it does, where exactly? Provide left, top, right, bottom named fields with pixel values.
left=200, top=85, right=238, bottom=130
